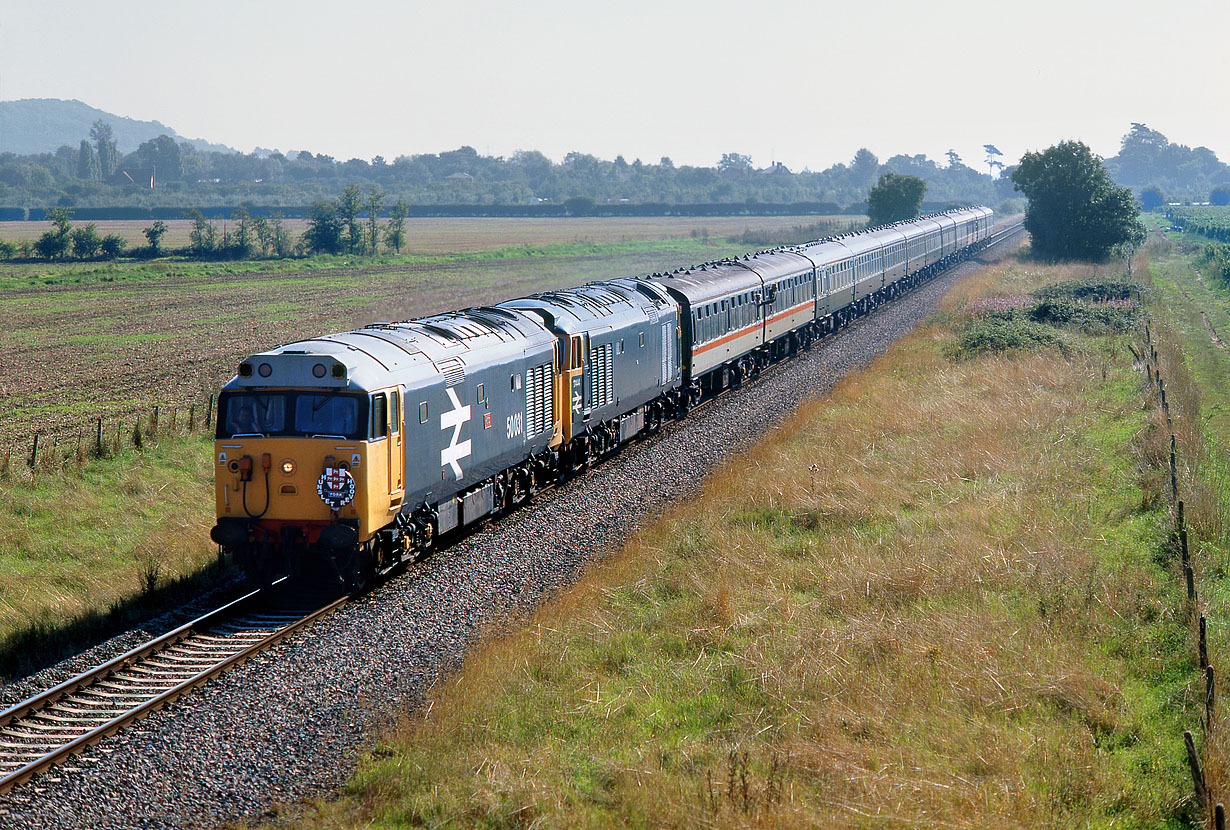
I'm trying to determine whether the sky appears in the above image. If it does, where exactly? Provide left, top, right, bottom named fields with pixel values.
left=2, top=0, right=1227, bottom=173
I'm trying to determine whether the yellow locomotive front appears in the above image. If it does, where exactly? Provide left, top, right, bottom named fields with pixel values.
left=211, top=352, right=406, bottom=586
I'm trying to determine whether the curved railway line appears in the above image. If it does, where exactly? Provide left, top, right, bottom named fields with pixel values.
left=0, top=220, right=1024, bottom=799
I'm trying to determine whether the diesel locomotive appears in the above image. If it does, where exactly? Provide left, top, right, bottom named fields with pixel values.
left=211, top=206, right=994, bottom=586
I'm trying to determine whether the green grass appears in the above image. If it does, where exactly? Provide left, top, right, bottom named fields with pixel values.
left=0, top=431, right=219, bottom=681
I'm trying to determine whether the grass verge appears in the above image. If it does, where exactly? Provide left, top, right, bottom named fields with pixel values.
left=0, top=432, right=220, bottom=683
left=277, top=255, right=1198, bottom=828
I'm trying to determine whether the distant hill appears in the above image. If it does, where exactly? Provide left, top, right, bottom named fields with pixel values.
left=0, top=98, right=236, bottom=155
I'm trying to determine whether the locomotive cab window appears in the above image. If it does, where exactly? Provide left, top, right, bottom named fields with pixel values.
left=371, top=393, right=388, bottom=440
left=390, top=391, right=400, bottom=434
left=216, top=390, right=367, bottom=440
left=476, top=383, right=485, bottom=406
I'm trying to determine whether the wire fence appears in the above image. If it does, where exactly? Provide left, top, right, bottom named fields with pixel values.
left=1144, top=320, right=1225, bottom=828
left=3, top=395, right=216, bottom=480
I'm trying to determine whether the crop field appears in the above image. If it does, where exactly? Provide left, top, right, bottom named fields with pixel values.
left=1166, top=205, right=1230, bottom=242
left=0, top=215, right=858, bottom=254
left=0, top=217, right=841, bottom=450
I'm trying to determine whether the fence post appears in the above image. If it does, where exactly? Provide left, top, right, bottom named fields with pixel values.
left=1216, top=803, right=1225, bottom=830
left=1185, top=730, right=1208, bottom=811
left=206, top=394, right=215, bottom=429
left=96, top=418, right=104, bottom=453
left=1207, top=666, right=1216, bottom=728
left=1186, top=565, right=1196, bottom=602
left=1202, top=616, right=1210, bottom=670
left=29, top=434, right=39, bottom=468
left=189, top=404, right=196, bottom=432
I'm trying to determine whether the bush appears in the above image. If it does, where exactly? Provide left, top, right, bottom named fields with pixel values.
left=99, top=234, right=127, bottom=259
left=1032, top=277, right=1142, bottom=302
left=951, top=315, right=1064, bottom=359
left=1028, top=300, right=1138, bottom=334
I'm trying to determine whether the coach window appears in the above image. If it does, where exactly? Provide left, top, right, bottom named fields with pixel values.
left=419, top=401, right=428, bottom=424
left=371, top=393, right=388, bottom=440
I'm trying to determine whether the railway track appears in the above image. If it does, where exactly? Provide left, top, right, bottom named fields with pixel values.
left=0, top=582, right=346, bottom=795
left=0, top=221, right=1026, bottom=800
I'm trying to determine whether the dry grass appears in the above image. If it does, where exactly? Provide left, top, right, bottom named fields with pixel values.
left=278, top=255, right=1194, bottom=828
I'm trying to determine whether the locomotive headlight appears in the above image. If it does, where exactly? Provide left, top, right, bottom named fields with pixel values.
left=281, top=459, right=296, bottom=476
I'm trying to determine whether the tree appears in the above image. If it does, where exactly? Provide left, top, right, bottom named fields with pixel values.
left=187, top=210, right=216, bottom=256
left=945, top=149, right=963, bottom=168
left=135, top=135, right=183, bottom=182
left=71, top=223, right=102, bottom=258
left=1140, top=186, right=1165, bottom=211
left=35, top=207, right=73, bottom=259
left=337, top=185, right=363, bottom=254
left=866, top=172, right=926, bottom=226
left=251, top=213, right=271, bottom=256
left=1011, top=140, right=1146, bottom=261
left=91, top=120, right=118, bottom=179
left=143, top=220, right=168, bottom=256
left=231, top=204, right=253, bottom=258
left=718, top=152, right=753, bottom=180
left=385, top=199, right=408, bottom=254
left=364, top=187, right=385, bottom=254
left=302, top=200, right=344, bottom=254
left=77, top=140, right=101, bottom=180
left=983, top=144, right=1004, bottom=177
left=269, top=211, right=291, bottom=257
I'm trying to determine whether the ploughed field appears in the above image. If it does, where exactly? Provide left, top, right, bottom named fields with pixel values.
left=0, top=216, right=833, bottom=448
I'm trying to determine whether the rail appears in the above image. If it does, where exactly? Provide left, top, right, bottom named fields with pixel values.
left=0, top=580, right=346, bottom=795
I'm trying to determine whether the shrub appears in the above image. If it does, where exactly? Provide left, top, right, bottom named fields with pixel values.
left=951, top=315, right=1063, bottom=359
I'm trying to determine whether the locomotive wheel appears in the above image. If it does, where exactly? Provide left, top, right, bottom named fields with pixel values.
left=347, top=544, right=376, bottom=593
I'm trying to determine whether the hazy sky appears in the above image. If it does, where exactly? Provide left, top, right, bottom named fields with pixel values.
left=3, top=0, right=1227, bottom=172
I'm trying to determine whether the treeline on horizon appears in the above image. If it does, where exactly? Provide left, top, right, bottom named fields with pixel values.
left=0, top=121, right=1225, bottom=215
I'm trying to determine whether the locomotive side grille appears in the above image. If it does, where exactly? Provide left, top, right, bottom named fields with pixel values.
left=593, top=343, right=614, bottom=408
left=525, top=362, right=553, bottom=438
left=438, top=357, right=465, bottom=386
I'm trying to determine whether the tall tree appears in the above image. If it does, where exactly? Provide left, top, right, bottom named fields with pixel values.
left=337, top=185, right=363, bottom=254
left=77, top=140, right=101, bottom=180
left=364, top=187, right=385, bottom=254
left=983, top=144, right=1004, bottom=177
left=91, top=120, right=118, bottom=179
left=866, top=172, right=926, bottom=226
left=231, top=204, right=253, bottom=258
left=1011, top=140, right=1146, bottom=261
